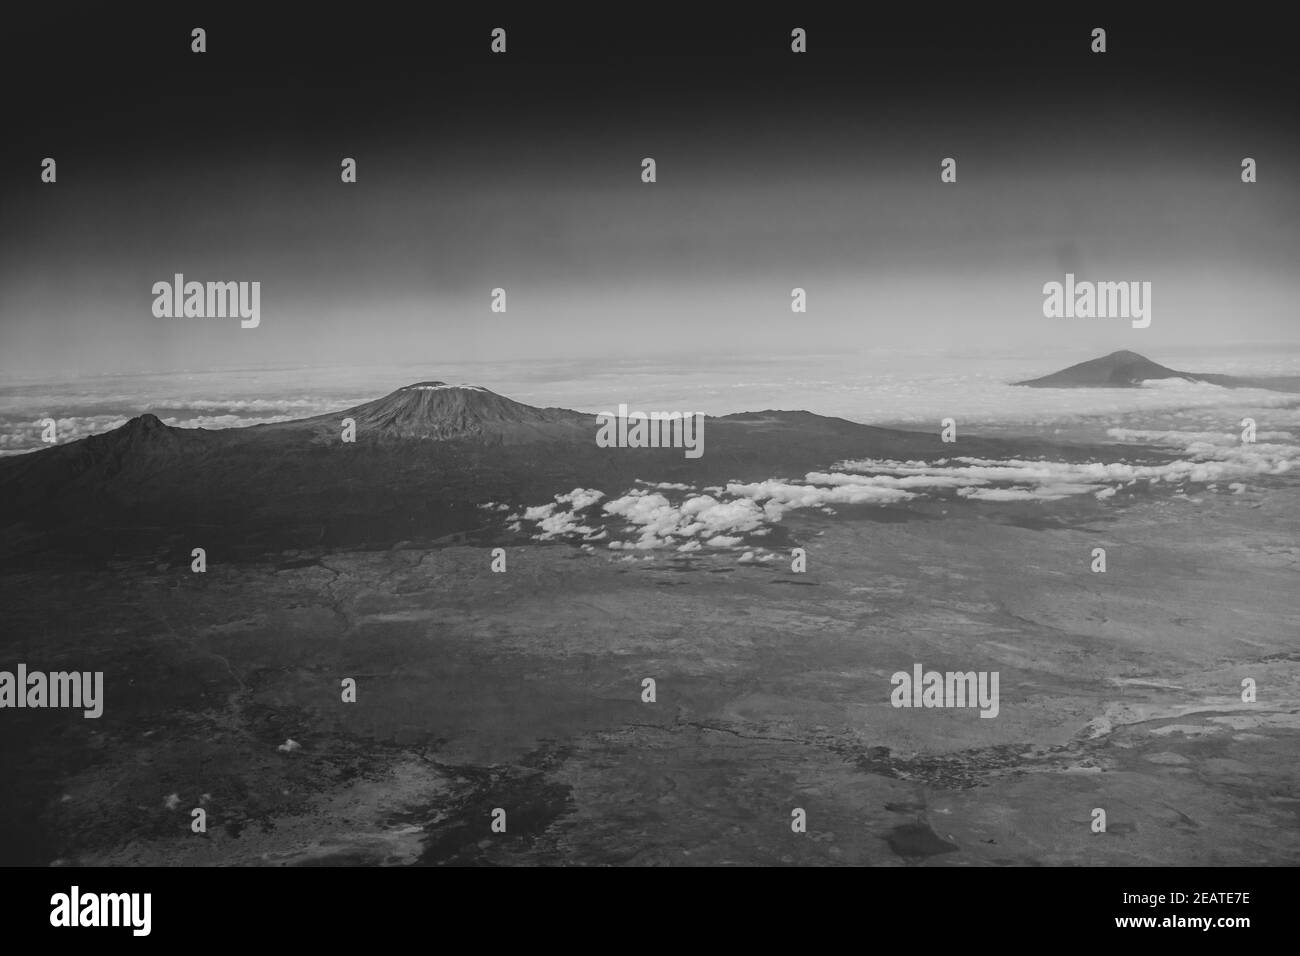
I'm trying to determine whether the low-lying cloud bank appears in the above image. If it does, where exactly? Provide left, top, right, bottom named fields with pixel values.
left=0, top=393, right=361, bottom=456
left=498, top=426, right=1297, bottom=552
left=0, top=413, right=302, bottom=455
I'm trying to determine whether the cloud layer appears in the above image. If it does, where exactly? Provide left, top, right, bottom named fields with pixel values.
left=502, top=424, right=1298, bottom=551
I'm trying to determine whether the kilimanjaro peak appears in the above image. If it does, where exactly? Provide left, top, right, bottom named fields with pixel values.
left=303, top=380, right=593, bottom=443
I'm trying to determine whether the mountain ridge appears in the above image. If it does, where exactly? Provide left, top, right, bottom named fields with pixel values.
left=0, top=377, right=1173, bottom=566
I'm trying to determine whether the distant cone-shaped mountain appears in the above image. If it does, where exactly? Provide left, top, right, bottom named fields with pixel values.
left=1015, top=350, right=1300, bottom=392
left=1014, top=350, right=1191, bottom=388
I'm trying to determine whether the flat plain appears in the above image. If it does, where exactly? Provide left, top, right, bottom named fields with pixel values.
left=4, top=467, right=1295, bottom=866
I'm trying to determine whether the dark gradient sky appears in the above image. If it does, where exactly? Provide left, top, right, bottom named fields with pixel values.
left=2, top=7, right=1297, bottom=375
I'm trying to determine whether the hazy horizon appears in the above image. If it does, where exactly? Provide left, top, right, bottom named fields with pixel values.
left=3, top=11, right=1298, bottom=376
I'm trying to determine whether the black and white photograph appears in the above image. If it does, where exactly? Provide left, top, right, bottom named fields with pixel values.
left=0, top=4, right=1293, bottom=932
